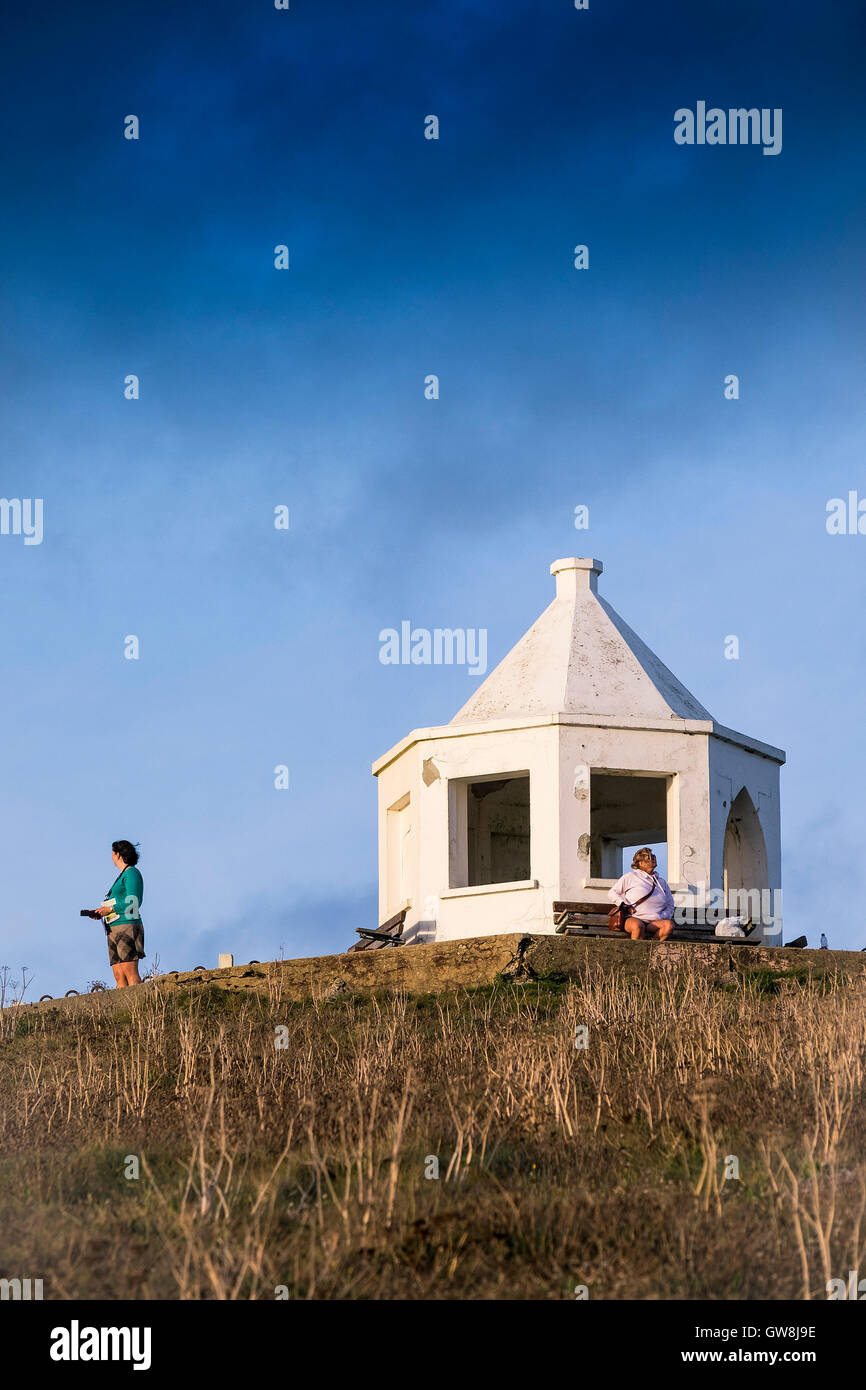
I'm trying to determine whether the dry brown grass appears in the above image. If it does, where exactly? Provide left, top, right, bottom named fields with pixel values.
left=0, top=955, right=864, bottom=1300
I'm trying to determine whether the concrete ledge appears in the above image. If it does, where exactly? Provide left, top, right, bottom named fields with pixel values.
left=4, top=936, right=864, bottom=1021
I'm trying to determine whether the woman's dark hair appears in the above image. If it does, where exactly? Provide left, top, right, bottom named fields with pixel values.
left=112, top=840, right=140, bottom=867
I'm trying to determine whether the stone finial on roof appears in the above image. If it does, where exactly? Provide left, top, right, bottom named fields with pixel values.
left=550, top=556, right=603, bottom=596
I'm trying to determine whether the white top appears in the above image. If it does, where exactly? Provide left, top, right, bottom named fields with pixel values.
left=608, top=869, right=675, bottom=923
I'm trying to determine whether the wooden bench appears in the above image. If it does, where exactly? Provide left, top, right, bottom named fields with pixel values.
left=552, top=900, right=760, bottom=946
left=346, top=908, right=407, bottom=952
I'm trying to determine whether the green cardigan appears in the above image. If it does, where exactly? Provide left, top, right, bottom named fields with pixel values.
left=103, top=866, right=144, bottom=928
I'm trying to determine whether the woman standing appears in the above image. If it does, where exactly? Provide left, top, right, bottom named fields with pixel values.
left=95, top=841, right=146, bottom=987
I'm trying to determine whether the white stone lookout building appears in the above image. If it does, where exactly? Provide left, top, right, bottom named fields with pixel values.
left=373, top=558, right=785, bottom=946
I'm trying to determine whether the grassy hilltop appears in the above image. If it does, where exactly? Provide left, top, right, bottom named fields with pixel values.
left=0, top=948, right=864, bottom=1300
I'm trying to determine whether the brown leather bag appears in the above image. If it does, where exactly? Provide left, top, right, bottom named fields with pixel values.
left=609, top=876, right=657, bottom=932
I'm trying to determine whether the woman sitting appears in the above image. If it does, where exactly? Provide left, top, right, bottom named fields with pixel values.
left=608, top=848, right=675, bottom=941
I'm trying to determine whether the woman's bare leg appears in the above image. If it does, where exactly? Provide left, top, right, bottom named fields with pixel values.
left=111, top=961, right=141, bottom=988
left=645, top=918, right=674, bottom=941
left=624, top=916, right=645, bottom=940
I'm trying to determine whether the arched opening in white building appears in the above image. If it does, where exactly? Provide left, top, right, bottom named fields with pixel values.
left=723, top=788, right=768, bottom=916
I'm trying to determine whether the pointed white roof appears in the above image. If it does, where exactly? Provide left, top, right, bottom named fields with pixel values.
left=451, top=557, right=713, bottom=725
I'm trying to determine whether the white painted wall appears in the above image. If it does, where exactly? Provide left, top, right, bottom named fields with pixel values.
left=376, top=721, right=557, bottom=942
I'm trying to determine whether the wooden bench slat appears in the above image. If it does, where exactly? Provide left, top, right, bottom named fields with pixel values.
left=377, top=908, right=408, bottom=934
left=560, top=923, right=717, bottom=936
left=556, top=925, right=759, bottom=945
left=348, top=935, right=402, bottom=951
left=554, top=900, right=757, bottom=922
left=346, top=908, right=407, bottom=953
left=552, top=900, right=755, bottom=942
left=558, top=913, right=609, bottom=927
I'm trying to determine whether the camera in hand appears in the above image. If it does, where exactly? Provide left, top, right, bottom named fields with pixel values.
left=80, top=909, right=102, bottom=919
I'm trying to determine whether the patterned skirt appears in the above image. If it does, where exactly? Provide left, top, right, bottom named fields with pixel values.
left=105, top=920, right=146, bottom=966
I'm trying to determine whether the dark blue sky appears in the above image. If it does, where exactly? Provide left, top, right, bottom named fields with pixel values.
left=2, top=1, right=865, bottom=993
